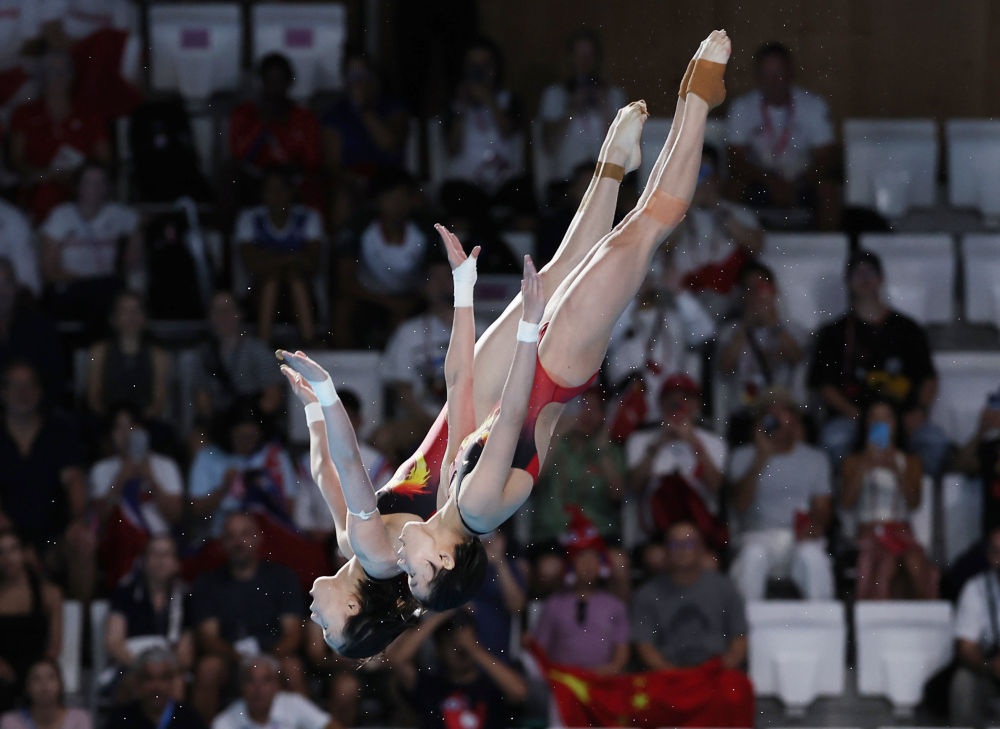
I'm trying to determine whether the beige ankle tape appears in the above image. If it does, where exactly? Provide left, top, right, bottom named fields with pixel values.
left=641, top=190, right=689, bottom=227
left=595, top=161, right=625, bottom=182
left=678, top=59, right=695, bottom=100
left=686, top=59, right=727, bottom=109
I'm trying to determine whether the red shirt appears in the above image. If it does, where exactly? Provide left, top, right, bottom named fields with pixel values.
left=10, top=98, right=107, bottom=169
left=229, top=101, right=320, bottom=172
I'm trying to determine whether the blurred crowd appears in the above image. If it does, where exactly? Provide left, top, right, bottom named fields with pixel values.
left=0, top=2, right=998, bottom=729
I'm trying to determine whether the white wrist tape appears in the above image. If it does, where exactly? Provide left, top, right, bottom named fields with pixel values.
left=348, top=505, right=379, bottom=521
left=304, top=401, right=324, bottom=426
left=308, top=377, right=339, bottom=407
left=517, top=320, right=540, bottom=343
left=452, top=255, right=478, bottom=308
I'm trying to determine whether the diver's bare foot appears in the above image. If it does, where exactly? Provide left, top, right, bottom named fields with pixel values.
left=599, top=100, right=648, bottom=174
left=696, top=29, right=731, bottom=65
left=684, top=30, right=731, bottom=109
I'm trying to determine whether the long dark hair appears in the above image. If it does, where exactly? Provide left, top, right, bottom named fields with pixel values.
left=338, top=573, right=421, bottom=660
left=852, top=397, right=905, bottom=453
left=416, top=537, right=488, bottom=612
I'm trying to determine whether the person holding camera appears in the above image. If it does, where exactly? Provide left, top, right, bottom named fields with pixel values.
left=842, top=399, right=937, bottom=600
left=951, top=527, right=1000, bottom=727
left=728, top=389, right=834, bottom=600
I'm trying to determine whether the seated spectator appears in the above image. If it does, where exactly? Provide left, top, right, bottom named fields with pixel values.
left=716, top=263, right=807, bottom=443
left=334, top=168, right=430, bottom=349
left=386, top=611, right=528, bottom=729
left=842, top=400, right=937, bottom=600
left=0, top=258, right=64, bottom=397
left=624, top=376, right=727, bottom=556
left=323, top=51, right=408, bottom=225
left=728, top=390, right=835, bottom=600
left=809, top=250, right=949, bottom=476
left=951, top=528, right=1000, bottom=728
left=104, top=648, right=206, bottom=729
left=0, top=2, right=35, bottom=111
left=440, top=37, right=532, bottom=226
left=539, top=28, right=626, bottom=183
left=92, top=405, right=184, bottom=587
left=532, top=541, right=629, bottom=673
left=0, top=530, right=62, bottom=713
left=632, top=522, right=747, bottom=671
left=190, top=513, right=305, bottom=722
left=725, top=42, right=840, bottom=230
left=0, top=361, right=93, bottom=600
left=87, top=292, right=170, bottom=421
left=191, top=292, right=284, bottom=425
left=0, top=659, right=89, bottom=729
left=0, top=199, right=40, bottom=297
left=10, top=46, right=110, bottom=221
left=293, top=389, right=392, bottom=541
left=39, top=161, right=143, bottom=334
left=228, top=54, right=320, bottom=207
left=189, top=401, right=297, bottom=543
left=234, top=168, right=324, bottom=345
left=213, top=657, right=335, bottom=729
left=469, top=531, right=527, bottom=662
left=958, top=391, right=1000, bottom=536
left=669, top=147, right=763, bottom=319
left=104, top=536, right=193, bottom=700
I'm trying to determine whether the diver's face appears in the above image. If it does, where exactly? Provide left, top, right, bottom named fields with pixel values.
left=309, top=573, right=360, bottom=650
left=398, top=521, right=454, bottom=600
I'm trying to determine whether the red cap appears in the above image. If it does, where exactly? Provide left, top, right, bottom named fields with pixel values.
left=561, top=505, right=608, bottom=562
left=659, top=373, right=700, bottom=400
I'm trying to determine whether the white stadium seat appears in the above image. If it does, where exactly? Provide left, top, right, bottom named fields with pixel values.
left=91, top=599, right=111, bottom=693
left=929, top=351, right=1000, bottom=446
left=252, top=3, right=346, bottom=99
left=844, top=119, right=938, bottom=216
left=747, top=601, right=846, bottom=712
left=947, top=120, right=1000, bottom=216
left=287, top=351, right=383, bottom=444
left=961, top=234, right=1000, bottom=328
left=149, top=3, right=242, bottom=101
left=909, top=475, right=935, bottom=554
left=855, top=601, right=953, bottom=714
left=759, top=232, right=849, bottom=332
left=859, top=233, right=955, bottom=325
left=60, top=600, right=84, bottom=695
left=942, top=472, right=983, bottom=564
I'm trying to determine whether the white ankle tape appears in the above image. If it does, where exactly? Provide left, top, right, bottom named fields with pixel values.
left=304, top=402, right=324, bottom=426
left=517, top=320, right=540, bottom=343
left=308, top=377, right=339, bottom=407
left=452, top=256, right=478, bottom=308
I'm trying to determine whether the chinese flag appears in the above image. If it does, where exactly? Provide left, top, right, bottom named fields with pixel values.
left=526, top=642, right=754, bottom=728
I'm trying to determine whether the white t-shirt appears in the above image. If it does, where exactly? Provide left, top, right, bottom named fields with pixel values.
left=446, top=90, right=524, bottom=193
left=671, top=201, right=760, bottom=281
left=90, top=453, right=183, bottom=536
left=354, top=220, right=427, bottom=295
left=715, top=319, right=808, bottom=412
left=956, top=571, right=1000, bottom=649
left=538, top=83, right=627, bottom=179
left=233, top=205, right=323, bottom=247
left=293, top=444, right=393, bottom=533
left=380, top=313, right=452, bottom=418
left=41, top=202, right=139, bottom=278
left=0, top=198, right=39, bottom=294
left=726, top=86, right=835, bottom=180
left=211, top=692, right=330, bottom=729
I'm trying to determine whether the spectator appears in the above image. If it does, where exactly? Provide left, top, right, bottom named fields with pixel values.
left=10, top=46, right=110, bottom=222
left=334, top=168, right=430, bottom=349
left=728, top=390, right=835, bottom=600
left=725, top=42, right=840, bottom=230
left=189, top=513, right=304, bottom=721
left=951, top=528, right=1000, bottom=728
left=211, top=657, right=336, bottom=729
left=842, top=400, right=937, bottom=600
left=191, top=292, right=284, bottom=424
left=624, top=376, right=727, bottom=555
left=39, top=161, right=143, bottom=333
left=293, top=390, right=392, bottom=540
left=539, top=28, right=626, bottom=182
left=386, top=611, right=528, bottom=729
left=809, top=250, right=949, bottom=476
left=104, top=648, right=205, bottom=729
left=0, top=258, right=64, bottom=397
left=669, top=147, right=763, bottom=319
left=632, top=522, right=747, bottom=671
left=87, top=292, right=170, bottom=421
left=0, top=199, right=40, bottom=297
left=323, top=51, right=408, bottom=224
left=537, top=161, right=593, bottom=265
left=0, top=659, right=88, bottom=729
left=0, top=361, right=93, bottom=600
left=532, top=543, right=629, bottom=673
left=228, top=53, right=321, bottom=206
left=440, top=37, right=532, bottom=225
left=189, top=401, right=297, bottom=543
left=0, top=530, right=61, bottom=713
left=958, top=391, right=1000, bottom=536
left=234, top=167, right=324, bottom=345
left=103, top=536, right=193, bottom=699
left=0, top=2, right=35, bottom=112
left=469, top=531, right=528, bottom=662
left=92, top=405, right=184, bottom=587
left=716, top=263, right=807, bottom=442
